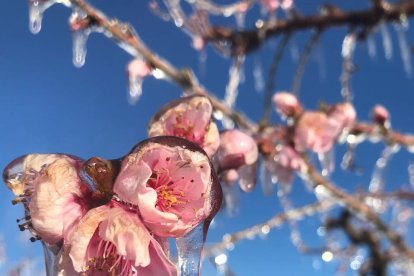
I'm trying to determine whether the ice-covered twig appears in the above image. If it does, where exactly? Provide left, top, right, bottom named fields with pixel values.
left=204, top=1, right=414, bottom=55
left=291, top=30, right=322, bottom=96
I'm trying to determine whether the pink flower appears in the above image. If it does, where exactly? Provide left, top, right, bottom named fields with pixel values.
left=272, top=92, right=302, bottom=118
left=371, top=104, right=390, bottom=125
left=328, top=102, right=356, bottom=130
left=114, top=136, right=221, bottom=237
left=69, top=204, right=177, bottom=275
left=148, top=95, right=220, bottom=157
left=216, top=129, right=259, bottom=192
left=294, top=111, right=339, bottom=153
left=3, top=154, right=110, bottom=245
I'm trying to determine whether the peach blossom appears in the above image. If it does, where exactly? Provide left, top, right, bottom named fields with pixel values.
left=148, top=95, right=219, bottom=157
left=114, top=136, right=220, bottom=237
left=69, top=205, right=177, bottom=275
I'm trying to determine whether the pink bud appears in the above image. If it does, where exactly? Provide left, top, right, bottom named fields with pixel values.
left=217, top=129, right=258, bottom=171
left=272, top=92, right=302, bottom=118
left=127, top=59, right=151, bottom=78
left=371, top=104, right=389, bottom=124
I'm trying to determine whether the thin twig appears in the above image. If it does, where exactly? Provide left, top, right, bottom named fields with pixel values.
left=292, top=30, right=322, bottom=96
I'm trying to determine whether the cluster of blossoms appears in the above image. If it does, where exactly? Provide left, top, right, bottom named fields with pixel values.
left=256, top=92, right=357, bottom=186
left=3, top=95, right=227, bottom=275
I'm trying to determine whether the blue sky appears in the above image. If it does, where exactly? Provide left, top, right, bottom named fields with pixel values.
left=1, top=0, right=414, bottom=275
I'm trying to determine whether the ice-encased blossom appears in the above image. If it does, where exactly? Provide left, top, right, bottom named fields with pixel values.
left=216, top=129, right=259, bottom=192
left=294, top=111, right=339, bottom=154
left=328, top=102, right=356, bottom=130
left=265, top=145, right=307, bottom=185
left=3, top=154, right=111, bottom=246
left=272, top=92, right=303, bottom=119
left=148, top=95, right=220, bottom=157
left=69, top=205, right=177, bottom=275
left=114, top=136, right=221, bottom=237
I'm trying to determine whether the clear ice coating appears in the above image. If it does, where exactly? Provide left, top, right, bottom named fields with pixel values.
left=259, top=160, right=273, bottom=196
left=367, top=35, right=377, bottom=59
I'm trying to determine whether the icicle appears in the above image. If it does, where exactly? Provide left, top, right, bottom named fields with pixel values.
left=276, top=185, right=305, bottom=250
left=380, top=23, right=393, bottom=60
left=224, top=56, right=245, bottom=108
left=259, top=160, right=273, bottom=196
left=69, top=9, right=91, bottom=68
left=408, top=163, right=414, bottom=190
left=238, top=164, right=256, bottom=192
left=235, top=12, right=245, bottom=30
left=71, top=30, right=89, bottom=68
left=253, top=57, right=265, bottom=93
left=28, top=0, right=54, bottom=34
left=176, top=223, right=205, bottom=276
left=395, top=23, right=412, bottom=77
left=318, top=148, right=334, bottom=177
left=367, top=35, right=377, bottom=59
left=126, top=58, right=150, bottom=105
left=340, top=32, right=356, bottom=101
left=41, top=241, right=61, bottom=276
left=367, top=145, right=399, bottom=212
left=222, top=183, right=240, bottom=216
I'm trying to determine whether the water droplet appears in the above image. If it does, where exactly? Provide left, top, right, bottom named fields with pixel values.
left=214, top=253, right=227, bottom=266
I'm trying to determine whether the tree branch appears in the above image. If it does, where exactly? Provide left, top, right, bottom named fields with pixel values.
left=204, top=1, right=414, bottom=55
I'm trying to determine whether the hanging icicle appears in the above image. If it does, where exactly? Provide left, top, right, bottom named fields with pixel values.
left=380, top=22, right=393, bottom=60
left=318, top=148, right=335, bottom=177
left=367, top=144, right=400, bottom=213
left=394, top=21, right=412, bottom=77
left=224, top=56, right=245, bottom=108
left=253, top=57, right=265, bottom=93
left=340, top=32, right=356, bottom=102
left=69, top=9, right=92, bottom=68
left=28, top=0, right=54, bottom=34
left=126, top=58, right=151, bottom=105
left=367, top=35, right=377, bottom=59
